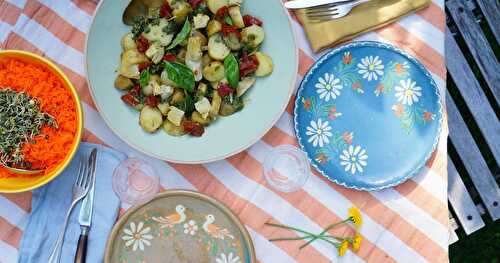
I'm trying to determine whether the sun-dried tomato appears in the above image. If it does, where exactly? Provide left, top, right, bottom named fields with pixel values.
left=144, top=95, right=160, bottom=107
left=138, top=62, right=151, bottom=72
left=239, top=52, right=259, bottom=77
left=221, top=24, right=241, bottom=38
left=121, top=94, right=138, bottom=107
left=243, top=15, right=263, bottom=26
left=188, top=0, right=203, bottom=8
left=129, top=84, right=141, bottom=97
left=163, top=53, right=177, bottom=62
left=217, top=83, right=234, bottom=97
left=159, top=2, right=171, bottom=18
left=216, top=6, right=229, bottom=17
left=183, top=121, right=205, bottom=137
left=136, top=35, right=150, bottom=53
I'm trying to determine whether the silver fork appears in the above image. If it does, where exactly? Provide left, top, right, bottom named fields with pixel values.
left=305, top=0, right=371, bottom=22
left=48, top=157, right=94, bottom=263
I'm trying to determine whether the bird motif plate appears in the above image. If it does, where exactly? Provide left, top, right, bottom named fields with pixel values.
left=294, top=41, right=442, bottom=191
left=105, top=190, right=255, bottom=263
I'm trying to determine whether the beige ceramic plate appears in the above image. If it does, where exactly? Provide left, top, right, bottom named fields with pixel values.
left=105, top=190, right=256, bottom=263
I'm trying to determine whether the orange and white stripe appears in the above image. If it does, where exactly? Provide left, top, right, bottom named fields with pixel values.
left=0, top=0, right=448, bottom=262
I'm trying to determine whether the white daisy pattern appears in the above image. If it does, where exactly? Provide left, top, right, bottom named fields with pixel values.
left=315, top=73, right=342, bottom=101
left=215, top=252, right=242, bottom=263
left=340, top=145, right=368, bottom=175
left=121, top=221, right=153, bottom=251
left=183, top=220, right=198, bottom=236
left=306, top=119, right=333, bottom=148
left=395, top=78, right=422, bottom=106
left=357, top=56, right=384, bottom=81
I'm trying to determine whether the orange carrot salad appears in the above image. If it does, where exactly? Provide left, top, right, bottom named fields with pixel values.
left=0, top=58, right=78, bottom=178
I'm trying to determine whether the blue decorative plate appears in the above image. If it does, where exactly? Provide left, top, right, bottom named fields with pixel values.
left=294, top=41, right=442, bottom=191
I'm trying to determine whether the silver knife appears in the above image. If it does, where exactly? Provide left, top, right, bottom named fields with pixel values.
left=74, top=149, right=97, bottom=263
left=284, top=0, right=352, bottom=9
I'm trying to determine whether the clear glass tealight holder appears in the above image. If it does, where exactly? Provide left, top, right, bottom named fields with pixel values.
left=263, top=145, right=311, bottom=192
left=112, top=157, right=160, bottom=205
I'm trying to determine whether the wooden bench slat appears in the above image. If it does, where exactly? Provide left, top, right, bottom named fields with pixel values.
left=445, top=27, right=500, bottom=165
left=475, top=0, right=500, bottom=43
left=447, top=156, right=485, bottom=234
left=447, top=0, right=500, bottom=106
left=447, top=91, right=500, bottom=220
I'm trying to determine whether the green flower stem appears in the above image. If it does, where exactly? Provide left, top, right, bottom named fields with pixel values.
left=265, top=223, right=341, bottom=247
left=299, top=218, right=351, bottom=249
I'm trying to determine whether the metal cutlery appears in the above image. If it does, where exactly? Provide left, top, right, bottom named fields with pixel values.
left=284, top=0, right=353, bottom=9
left=305, top=0, right=371, bottom=22
left=48, top=155, right=94, bottom=263
left=74, top=149, right=98, bottom=263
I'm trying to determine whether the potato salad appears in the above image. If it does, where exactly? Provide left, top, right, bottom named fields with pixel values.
left=115, top=0, right=273, bottom=137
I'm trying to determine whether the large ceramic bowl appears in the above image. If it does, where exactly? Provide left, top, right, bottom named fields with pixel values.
left=86, top=0, right=297, bottom=163
left=0, top=50, right=83, bottom=193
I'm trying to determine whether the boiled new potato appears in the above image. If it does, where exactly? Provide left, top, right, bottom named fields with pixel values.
left=170, top=89, right=185, bottom=104
left=223, top=34, right=241, bottom=51
left=210, top=89, right=222, bottom=117
left=121, top=49, right=148, bottom=65
left=241, top=25, right=265, bottom=48
left=140, top=106, right=163, bottom=132
left=115, top=75, right=133, bottom=90
left=191, top=111, right=212, bottom=126
left=121, top=33, right=136, bottom=50
left=208, top=34, right=230, bottom=60
left=219, top=102, right=238, bottom=116
left=207, top=0, right=228, bottom=14
left=186, top=37, right=203, bottom=61
left=254, top=52, right=273, bottom=76
left=119, top=63, right=140, bottom=79
left=202, top=61, right=225, bottom=82
left=172, top=2, right=192, bottom=24
left=163, top=120, right=186, bottom=136
left=207, top=20, right=222, bottom=36
left=157, top=103, right=170, bottom=116
left=228, top=6, right=245, bottom=28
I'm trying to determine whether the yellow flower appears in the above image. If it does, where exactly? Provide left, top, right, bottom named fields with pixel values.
left=348, top=207, right=363, bottom=229
left=352, top=233, right=362, bottom=252
left=338, top=240, right=349, bottom=256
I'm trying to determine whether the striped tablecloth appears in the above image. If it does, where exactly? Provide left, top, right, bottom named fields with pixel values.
left=0, top=0, right=449, bottom=262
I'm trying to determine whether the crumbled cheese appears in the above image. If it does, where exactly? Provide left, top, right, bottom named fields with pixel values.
left=194, top=97, right=211, bottom=119
left=193, top=14, right=210, bottom=29
left=167, top=106, right=185, bottom=126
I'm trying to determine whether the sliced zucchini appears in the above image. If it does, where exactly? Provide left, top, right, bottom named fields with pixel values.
left=228, top=6, right=245, bottom=28
left=202, top=61, right=225, bottom=82
left=241, top=25, right=265, bottom=48
left=208, top=34, right=230, bottom=60
left=236, top=77, right=256, bottom=97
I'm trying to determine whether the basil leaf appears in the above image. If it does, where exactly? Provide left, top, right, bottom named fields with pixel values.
left=224, top=53, right=240, bottom=88
left=139, top=69, right=150, bottom=88
left=167, top=18, right=191, bottom=50
left=224, top=16, right=233, bottom=26
left=175, top=93, right=195, bottom=115
left=163, top=62, right=195, bottom=92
